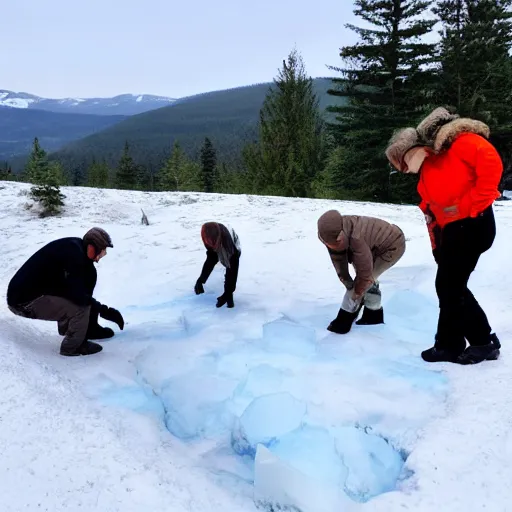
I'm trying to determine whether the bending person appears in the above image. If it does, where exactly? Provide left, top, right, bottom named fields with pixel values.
left=194, top=222, right=241, bottom=308
left=318, top=210, right=405, bottom=334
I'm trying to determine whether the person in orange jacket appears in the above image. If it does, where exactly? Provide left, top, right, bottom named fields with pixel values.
left=385, top=107, right=503, bottom=365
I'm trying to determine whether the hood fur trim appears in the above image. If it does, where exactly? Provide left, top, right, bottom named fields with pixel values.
left=416, top=107, right=459, bottom=143
left=385, top=127, right=422, bottom=171
left=434, top=118, right=490, bottom=152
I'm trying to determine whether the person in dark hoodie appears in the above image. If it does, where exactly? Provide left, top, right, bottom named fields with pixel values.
left=6, top=227, right=124, bottom=356
left=318, top=210, right=406, bottom=334
left=194, top=222, right=241, bottom=308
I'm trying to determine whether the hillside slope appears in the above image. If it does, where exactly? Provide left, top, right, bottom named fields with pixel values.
left=0, top=106, right=126, bottom=160
left=51, top=78, right=345, bottom=172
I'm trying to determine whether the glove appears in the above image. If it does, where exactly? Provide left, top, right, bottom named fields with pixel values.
left=99, top=305, right=124, bottom=330
left=216, top=292, right=234, bottom=308
left=194, top=279, right=204, bottom=295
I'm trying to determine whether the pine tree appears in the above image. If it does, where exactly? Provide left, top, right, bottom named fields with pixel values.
left=434, top=0, right=512, bottom=122
left=49, top=161, right=67, bottom=186
left=27, top=139, right=66, bottom=216
left=326, top=0, right=436, bottom=202
left=160, top=140, right=201, bottom=191
left=88, top=159, right=110, bottom=188
left=200, top=137, right=218, bottom=193
left=25, top=137, right=49, bottom=185
left=246, top=49, right=325, bottom=197
left=434, top=0, right=512, bottom=186
left=115, top=141, right=138, bottom=189
left=136, top=164, right=151, bottom=191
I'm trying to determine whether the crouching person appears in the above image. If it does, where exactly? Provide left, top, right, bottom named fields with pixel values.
left=6, top=227, right=124, bottom=356
left=318, top=210, right=406, bottom=334
left=194, top=222, right=241, bottom=308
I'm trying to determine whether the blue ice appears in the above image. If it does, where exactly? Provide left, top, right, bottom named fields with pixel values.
left=262, top=318, right=317, bottom=357
left=232, top=392, right=307, bottom=458
left=95, top=295, right=449, bottom=510
left=333, top=426, right=405, bottom=501
left=160, top=371, right=239, bottom=440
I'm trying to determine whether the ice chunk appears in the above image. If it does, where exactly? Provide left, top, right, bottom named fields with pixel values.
left=232, top=393, right=306, bottom=457
left=254, top=445, right=356, bottom=512
left=160, top=372, right=238, bottom=440
left=262, top=318, right=317, bottom=357
left=334, top=426, right=405, bottom=502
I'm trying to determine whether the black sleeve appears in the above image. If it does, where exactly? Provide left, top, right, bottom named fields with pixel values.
left=198, top=248, right=219, bottom=284
left=224, top=250, right=240, bottom=294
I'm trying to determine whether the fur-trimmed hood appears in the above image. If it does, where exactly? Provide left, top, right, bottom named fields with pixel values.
left=431, top=118, right=490, bottom=153
left=385, top=127, right=422, bottom=171
left=416, top=106, right=490, bottom=153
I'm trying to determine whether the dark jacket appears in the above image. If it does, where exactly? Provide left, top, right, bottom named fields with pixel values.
left=7, top=237, right=100, bottom=308
left=198, top=227, right=241, bottom=294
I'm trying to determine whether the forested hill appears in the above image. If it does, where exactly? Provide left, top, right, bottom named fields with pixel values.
left=49, top=78, right=345, bottom=173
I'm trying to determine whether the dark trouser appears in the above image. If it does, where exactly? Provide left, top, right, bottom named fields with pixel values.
left=59, top=300, right=100, bottom=337
left=9, top=295, right=90, bottom=353
left=434, top=206, right=496, bottom=354
left=225, top=251, right=240, bottom=294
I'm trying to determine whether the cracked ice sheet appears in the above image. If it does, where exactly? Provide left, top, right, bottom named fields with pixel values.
left=0, top=182, right=512, bottom=511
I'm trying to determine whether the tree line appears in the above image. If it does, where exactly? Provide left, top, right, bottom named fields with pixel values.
left=3, top=0, right=512, bottom=215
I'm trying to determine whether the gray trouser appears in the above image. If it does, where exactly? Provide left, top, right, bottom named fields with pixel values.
left=9, top=296, right=90, bottom=352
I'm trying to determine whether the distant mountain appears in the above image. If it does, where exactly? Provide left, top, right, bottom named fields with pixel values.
left=51, top=78, right=345, bottom=175
left=0, top=106, right=126, bottom=161
left=0, top=90, right=177, bottom=116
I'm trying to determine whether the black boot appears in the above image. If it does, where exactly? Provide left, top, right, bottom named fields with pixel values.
left=87, top=322, right=114, bottom=340
left=355, top=307, right=384, bottom=325
left=327, top=308, right=359, bottom=335
left=421, top=346, right=461, bottom=363
left=457, top=333, right=501, bottom=365
left=60, top=340, right=103, bottom=357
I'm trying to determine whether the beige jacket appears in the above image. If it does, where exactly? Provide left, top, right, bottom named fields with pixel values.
left=318, top=211, right=405, bottom=298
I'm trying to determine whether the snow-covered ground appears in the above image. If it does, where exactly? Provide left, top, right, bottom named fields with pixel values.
left=1, top=181, right=511, bottom=512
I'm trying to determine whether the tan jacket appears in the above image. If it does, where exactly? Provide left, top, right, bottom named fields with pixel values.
left=318, top=212, right=405, bottom=298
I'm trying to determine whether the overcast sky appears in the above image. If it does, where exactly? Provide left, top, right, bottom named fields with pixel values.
left=1, top=0, right=361, bottom=99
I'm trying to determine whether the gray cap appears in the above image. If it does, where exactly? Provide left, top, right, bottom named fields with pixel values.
left=83, top=227, right=113, bottom=251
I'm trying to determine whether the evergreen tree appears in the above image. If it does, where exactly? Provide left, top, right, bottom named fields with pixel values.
left=326, top=0, right=436, bottom=202
left=200, top=137, right=218, bottom=193
left=87, top=159, right=110, bottom=188
left=27, top=139, right=66, bottom=216
left=25, top=137, right=49, bottom=185
left=115, top=141, right=138, bottom=189
left=49, top=161, right=67, bottom=186
left=246, top=48, right=325, bottom=197
left=136, top=164, right=152, bottom=191
left=160, top=140, right=201, bottom=191
left=434, top=0, right=512, bottom=185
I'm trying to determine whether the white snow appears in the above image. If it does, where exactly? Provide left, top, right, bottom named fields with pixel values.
left=1, top=181, right=511, bottom=512
left=136, top=95, right=144, bottom=102
left=0, top=97, right=35, bottom=108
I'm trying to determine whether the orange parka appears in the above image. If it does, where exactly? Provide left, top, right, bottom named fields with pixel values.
left=417, top=120, right=502, bottom=250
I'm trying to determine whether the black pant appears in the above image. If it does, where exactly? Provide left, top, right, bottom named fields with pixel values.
left=434, top=206, right=496, bottom=354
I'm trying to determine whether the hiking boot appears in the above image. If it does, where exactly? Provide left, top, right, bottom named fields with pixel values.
left=421, top=346, right=461, bottom=363
left=87, top=323, right=115, bottom=340
left=356, top=307, right=384, bottom=326
left=60, top=340, right=103, bottom=357
left=457, top=333, right=501, bottom=365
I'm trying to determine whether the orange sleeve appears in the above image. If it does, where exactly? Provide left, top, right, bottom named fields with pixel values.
left=457, top=135, right=503, bottom=217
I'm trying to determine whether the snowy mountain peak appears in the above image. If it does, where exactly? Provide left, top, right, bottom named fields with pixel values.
left=0, top=89, right=177, bottom=116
